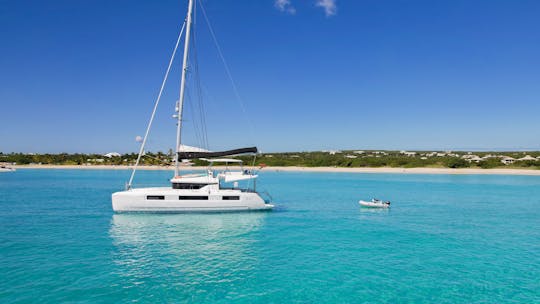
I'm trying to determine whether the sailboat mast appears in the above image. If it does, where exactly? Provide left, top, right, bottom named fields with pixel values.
left=174, top=0, right=194, bottom=177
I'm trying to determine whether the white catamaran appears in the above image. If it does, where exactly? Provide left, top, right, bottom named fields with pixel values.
left=112, top=0, right=274, bottom=212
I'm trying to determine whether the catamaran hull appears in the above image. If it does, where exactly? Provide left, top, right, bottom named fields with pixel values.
left=112, top=189, right=273, bottom=213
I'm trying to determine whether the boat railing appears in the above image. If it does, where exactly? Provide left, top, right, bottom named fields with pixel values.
left=258, top=190, right=274, bottom=204
left=177, top=172, right=209, bottom=178
left=126, top=182, right=177, bottom=189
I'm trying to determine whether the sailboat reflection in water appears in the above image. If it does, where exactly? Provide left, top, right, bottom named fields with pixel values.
left=109, top=213, right=267, bottom=284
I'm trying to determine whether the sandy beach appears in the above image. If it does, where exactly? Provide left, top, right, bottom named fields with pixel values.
left=12, top=164, right=540, bottom=176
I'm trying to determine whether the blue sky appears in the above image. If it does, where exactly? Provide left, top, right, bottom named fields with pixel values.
left=1, top=0, right=539, bottom=153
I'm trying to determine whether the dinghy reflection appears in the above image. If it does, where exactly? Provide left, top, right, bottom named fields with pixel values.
left=359, top=207, right=390, bottom=214
left=109, top=213, right=267, bottom=286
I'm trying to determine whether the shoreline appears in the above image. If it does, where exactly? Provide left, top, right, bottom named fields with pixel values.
left=12, top=164, right=540, bottom=176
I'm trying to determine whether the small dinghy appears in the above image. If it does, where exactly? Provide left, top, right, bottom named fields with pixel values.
left=359, top=198, right=391, bottom=208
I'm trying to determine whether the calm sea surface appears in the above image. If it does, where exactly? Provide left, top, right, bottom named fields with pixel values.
left=1, top=169, right=539, bottom=303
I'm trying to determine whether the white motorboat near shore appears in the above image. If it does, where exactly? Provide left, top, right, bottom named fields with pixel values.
left=359, top=199, right=391, bottom=208
left=0, top=165, right=16, bottom=172
left=112, top=0, right=274, bottom=213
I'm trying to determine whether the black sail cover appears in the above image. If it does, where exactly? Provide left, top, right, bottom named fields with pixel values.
left=177, top=147, right=258, bottom=160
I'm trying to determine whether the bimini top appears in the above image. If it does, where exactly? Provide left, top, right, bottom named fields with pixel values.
left=177, top=146, right=257, bottom=160
left=200, top=158, right=243, bottom=163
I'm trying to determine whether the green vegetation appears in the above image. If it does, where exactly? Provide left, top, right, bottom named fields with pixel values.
left=2, top=150, right=540, bottom=169
left=235, top=150, right=540, bottom=169
left=0, top=152, right=167, bottom=166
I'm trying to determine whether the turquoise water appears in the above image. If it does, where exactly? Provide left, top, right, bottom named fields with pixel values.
left=1, top=169, right=539, bottom=303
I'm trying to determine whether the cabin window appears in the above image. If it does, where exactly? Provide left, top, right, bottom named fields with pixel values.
left=147, top=195, right=165, bottom=200
left=223, top=196, right=240, bottom=200
left=179, top=196, right=208, bottom=200
left=172, top=183, right=208, bottom=189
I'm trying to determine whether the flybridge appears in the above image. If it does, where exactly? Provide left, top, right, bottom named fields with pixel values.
left=177, top=147, right=258, bottom=160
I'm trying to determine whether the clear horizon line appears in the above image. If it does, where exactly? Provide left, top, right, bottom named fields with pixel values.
left=3, top=147, right=540, bottom=155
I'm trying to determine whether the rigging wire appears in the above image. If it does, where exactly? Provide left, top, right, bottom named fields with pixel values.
left=198, top=0, right=257, bottom=146
left=128, top=1, right=262, bottom=189
left=191, top=2, right=209, bottom=150
left=184, top=87, right=205, bottom=151
left=175, top=0, right=210, bottom=160
left=127, top=21, right=186, bottom=188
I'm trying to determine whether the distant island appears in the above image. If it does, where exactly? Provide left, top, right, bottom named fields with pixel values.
left=2, top=150, right=540, bottom=170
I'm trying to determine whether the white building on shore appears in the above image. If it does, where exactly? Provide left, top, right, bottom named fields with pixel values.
left=501, top=157, right=516, bottom=165
left=400, top=151, right=417, bottom=157
left=104, top=152, right=121, bottom=158
left=518, top=155, right=537, bottom=161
